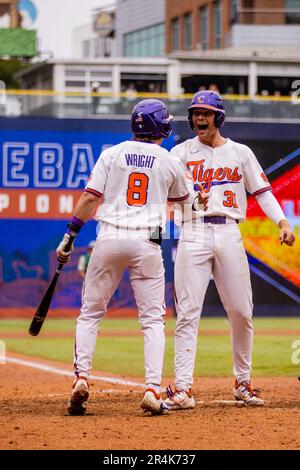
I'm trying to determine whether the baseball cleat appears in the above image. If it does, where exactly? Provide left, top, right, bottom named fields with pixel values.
left=67, top=377, right=89, bottom=416
left=233, top=380, right=264, bottom=406
left=163, top=385, right=195, bottom=410
left=140, top=388, right=170, bottom=415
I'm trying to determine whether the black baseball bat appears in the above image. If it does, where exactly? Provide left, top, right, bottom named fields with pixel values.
left=28, top=235, right=76, bottom=336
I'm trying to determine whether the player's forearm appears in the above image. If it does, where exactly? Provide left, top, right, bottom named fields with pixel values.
left=255, top=190, right=285, bottom=225
left=56, top=191, right=100, bottom=264
left=73, top=191, right=101, bottom=222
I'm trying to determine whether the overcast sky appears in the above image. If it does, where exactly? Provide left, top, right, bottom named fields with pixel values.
left=33, top=0, right=115, bottom=58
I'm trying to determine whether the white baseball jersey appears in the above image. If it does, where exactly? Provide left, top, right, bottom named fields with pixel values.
left=172, top=137, right=271, bottom=223
left=85, top=140, right=191, bottom=231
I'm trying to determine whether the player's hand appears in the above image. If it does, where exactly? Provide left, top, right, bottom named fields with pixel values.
left=279, top=220, right=295, bottom=247
left=197, top=185, right=209, bottom=211
left=56, top=233, right=75, bottom=263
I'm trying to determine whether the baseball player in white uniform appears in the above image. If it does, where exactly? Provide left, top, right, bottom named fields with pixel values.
left=164, top=90, right=295, bottom=409
left=56, top=99, right=195, bottom=416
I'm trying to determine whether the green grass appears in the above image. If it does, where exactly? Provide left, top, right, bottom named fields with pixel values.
left=1, top=317, right=300, bottom=377
left=1, top=317, right=300, bottom=333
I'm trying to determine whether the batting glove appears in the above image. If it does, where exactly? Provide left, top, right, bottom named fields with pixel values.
left=56, top=233, right=75, bottom=264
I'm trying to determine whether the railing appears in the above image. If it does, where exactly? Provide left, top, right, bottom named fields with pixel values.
left=0, top=90, right=299, bottom=121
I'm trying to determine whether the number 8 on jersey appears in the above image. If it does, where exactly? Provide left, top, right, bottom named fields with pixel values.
left=127, top=172, right=149, bottom=206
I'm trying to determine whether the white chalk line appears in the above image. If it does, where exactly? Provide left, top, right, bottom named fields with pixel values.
left=198, top=400, right=246, bottom=406
left=40, top=390, right=135, bottom=398
left=6, top=356, right=144, bottom=388
left=5, top=357, right=269, bottom=406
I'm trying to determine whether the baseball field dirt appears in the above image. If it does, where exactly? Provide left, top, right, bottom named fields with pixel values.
left=1, top=353, right=300, bottom=450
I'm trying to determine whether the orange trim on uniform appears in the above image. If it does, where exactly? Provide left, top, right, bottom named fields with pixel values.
left=84, top=187, right=103, bottom=198
left=168, top=193, right=190, bottom=202
left=252, top=186, right=272, bottom=197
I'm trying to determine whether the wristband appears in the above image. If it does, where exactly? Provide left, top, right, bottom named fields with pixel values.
left=67, top=216, right=85, bottom=234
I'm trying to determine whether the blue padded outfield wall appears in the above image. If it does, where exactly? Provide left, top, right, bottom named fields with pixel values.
left=0, top=117, right=299, bottom=315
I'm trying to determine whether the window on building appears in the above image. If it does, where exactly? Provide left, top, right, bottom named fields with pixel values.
left=123, top=23, right=164, bottom=57
left=214, top=1, right=222, bottom=49
left=231, top=0, right=240, bottom=23
left=199, top=6, right=208, bottom=50
left=104, top=37, right=113, bottom=57
left=171, top=18, right=180, bottom=51
left=83, top=40, right=90, bottom=58
left=65, top=81, right=86, bottom=88
left=65, top=70, right=85, bottom=77
left=285, top=0, right=300, bottom=23
left=184, top=13, right=193, bottom=50
left=95, top=37, right=101, bottom=57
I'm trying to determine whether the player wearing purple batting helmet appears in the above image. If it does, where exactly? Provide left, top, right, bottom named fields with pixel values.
left=131, top=99, right=173, bottom=139
left=56, top=96, right=193, bottom=417
left=163, top=88, right=295, bottom=412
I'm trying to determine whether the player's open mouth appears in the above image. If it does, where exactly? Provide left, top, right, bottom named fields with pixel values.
left=197, top=124, right=208, bottom=131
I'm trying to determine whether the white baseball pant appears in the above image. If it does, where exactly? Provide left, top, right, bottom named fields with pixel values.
left=174, top=219, right=253, bottom=390
left=74, top=226, right=166, bottom=388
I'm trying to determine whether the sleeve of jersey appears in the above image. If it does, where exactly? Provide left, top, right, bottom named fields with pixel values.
left=84, top=154, right=107, bottom=198
left=167, top=158, right=194, bottom=204
left=255, top=190, right=285, bottom=225
left=243, top=147, right=272, bottom=197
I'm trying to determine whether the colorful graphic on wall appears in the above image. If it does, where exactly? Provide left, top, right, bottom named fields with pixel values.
left=241, top=153, right=300, bottom=299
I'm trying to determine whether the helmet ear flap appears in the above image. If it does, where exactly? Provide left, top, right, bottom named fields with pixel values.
left=188, top=110, right=194, bottom=130
left=215, top=112, right=225, bottom=128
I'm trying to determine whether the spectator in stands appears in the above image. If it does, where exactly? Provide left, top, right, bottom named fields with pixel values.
left=91, top=81, right=100, bottom=114
left=209, top=83, right=220, bottom=93
left=274, top=90, right=281, bottom=97
left=148, top=82, right=158, bottom=93
left=125, top=83, right=137, bottom=101
left=260, top=89, right=269, bottom=96
left=77, top=241, right=96, bottom=280
left=123, top=83, right=138, bottom=112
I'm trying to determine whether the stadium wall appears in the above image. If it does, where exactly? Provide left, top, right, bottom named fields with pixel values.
left=0, top=117, right=299, bottom=315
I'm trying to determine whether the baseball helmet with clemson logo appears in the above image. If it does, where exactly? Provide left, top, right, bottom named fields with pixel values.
left=188, top=90, right=225, bottom=129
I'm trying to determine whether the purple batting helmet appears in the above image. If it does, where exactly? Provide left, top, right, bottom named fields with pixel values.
left=188, top=90, right=225, bottom=129
left=131, top=99, right=173, bottom=138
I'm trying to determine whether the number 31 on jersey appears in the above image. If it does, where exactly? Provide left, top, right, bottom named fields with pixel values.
left=223, top=190, right=239, bottom=208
